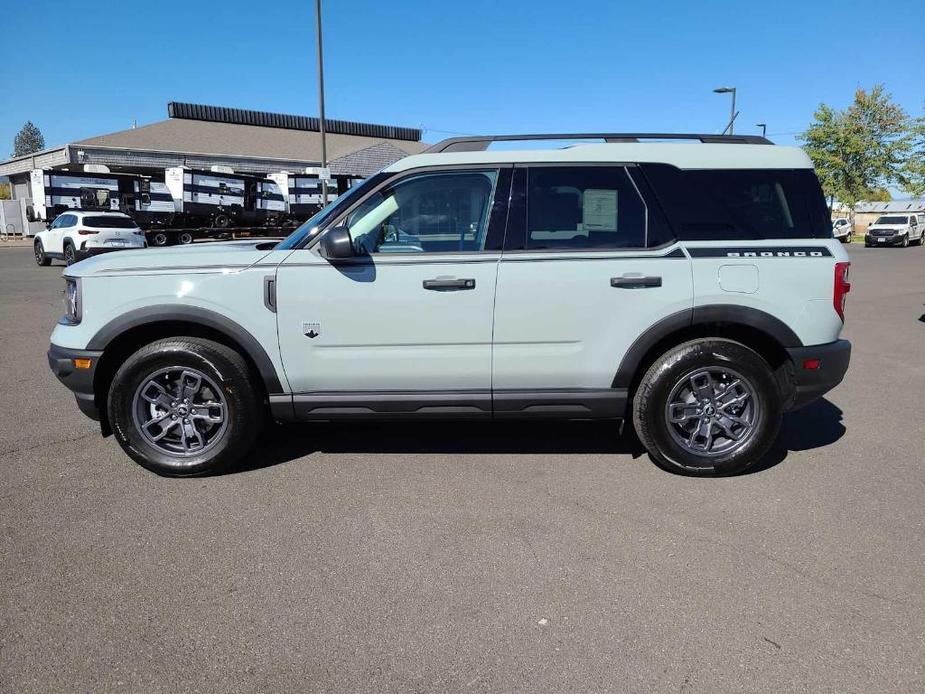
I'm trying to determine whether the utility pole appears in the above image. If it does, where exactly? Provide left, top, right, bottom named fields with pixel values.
left=315, top=0, right=328, bottom=202
left=756, top=122, right=767, bottom=137
left=713, top=86, right=737, bottom=135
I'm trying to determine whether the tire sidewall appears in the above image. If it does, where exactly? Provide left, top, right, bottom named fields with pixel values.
left=108, top=340, right=258, bottom=476
left=635, top=340, right=782, bottom=476
left=64, top=242, right=75, bottom=265
left=34, top=240, right=47, bottom=265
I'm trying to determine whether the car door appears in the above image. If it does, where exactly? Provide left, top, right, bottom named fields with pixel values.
left=491, top=165, right=693, bottom=418
left=275, top=167, right=511, bottom=419
left=46, top=214, right=71, bottom=254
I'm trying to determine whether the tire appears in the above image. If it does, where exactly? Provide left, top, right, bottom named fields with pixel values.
left=63, top=242, right=76, bottom=266
left=632, top=339, right=783, bottom=476
left=107, top=337, right=260, bottom=476
left=901, top=234, right=909, bottom=248
left=913, top=232, right=924, bottom=247
left=34, top=240, right=51, bottom=266
left=178, top=232, right=194, bottom=245
left=151, top=232, right=169, bottom=247
left=212, top=213, right=230, bottom=229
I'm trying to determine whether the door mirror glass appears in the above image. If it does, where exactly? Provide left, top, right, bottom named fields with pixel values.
left=319, top=226, right=354, bottom=260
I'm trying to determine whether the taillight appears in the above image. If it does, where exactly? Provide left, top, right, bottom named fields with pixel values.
left=834, top=261, right=851, bottom=322
left=77, top=228, right=99, bottom=235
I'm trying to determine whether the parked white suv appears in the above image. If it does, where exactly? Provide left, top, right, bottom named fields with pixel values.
left=832, top=217, right=852, bottom=243
left=47, top=133, right=851, bottom=477
left=864, top=214, right=924, bottom=247
left=34, top=211, right=146, bottom=266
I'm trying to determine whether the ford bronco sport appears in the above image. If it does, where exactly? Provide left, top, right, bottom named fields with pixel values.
left=47, top=133, right=851, bottom=477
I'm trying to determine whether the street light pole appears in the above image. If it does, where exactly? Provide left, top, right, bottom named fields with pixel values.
left=315, top=0, right=328, bottom=202
left=713, top=86, right=737, bottom=135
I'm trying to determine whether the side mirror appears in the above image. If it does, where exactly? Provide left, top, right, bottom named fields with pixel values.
left=319, top=226, right=353, bottom=260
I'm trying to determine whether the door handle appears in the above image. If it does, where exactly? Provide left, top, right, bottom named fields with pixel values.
left=423, top=278, right=476, bottom=291
left=611, top=275, right=662, bottom=289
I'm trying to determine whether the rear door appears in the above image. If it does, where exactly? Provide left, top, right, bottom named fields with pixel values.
left=47, top=214, right=74, bottom=254
left=491, top=165, right=693, bottom=417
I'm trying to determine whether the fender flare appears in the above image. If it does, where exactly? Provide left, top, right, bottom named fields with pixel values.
left=86, top=305, right=284, bottom=393
left=612, top=304, right=802, bottom=389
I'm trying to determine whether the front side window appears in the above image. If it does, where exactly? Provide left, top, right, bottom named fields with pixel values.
left=525, top=167, right=646, bottom=249
left=347, top=170, right=498, bottom=254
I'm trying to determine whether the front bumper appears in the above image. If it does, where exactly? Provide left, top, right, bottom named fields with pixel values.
left=784, top=339, right=851, bottom=410
left=865, top=234, right=905, bottom=246
left=47, top=343, right=103, bottom=421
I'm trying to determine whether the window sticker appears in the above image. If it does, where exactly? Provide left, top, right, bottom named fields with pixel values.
left=583, top=189, right=618, bottom=231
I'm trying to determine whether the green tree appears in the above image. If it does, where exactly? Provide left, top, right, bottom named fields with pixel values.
left=899, top=109, right=925, bottom=196
left=801, top=85, right=911, bottom=213
left=865, top=187, right=892, bottom=202
left=0, top=182, right=10, bottom=200
left=12, top=121, right=45, bottom=157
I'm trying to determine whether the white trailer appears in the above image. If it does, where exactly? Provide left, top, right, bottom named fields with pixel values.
left=27, top=169, right=121, bottom=222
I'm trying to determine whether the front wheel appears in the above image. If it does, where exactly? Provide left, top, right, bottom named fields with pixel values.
left=34, top=240, right=51, bottom=266
left=107, top=337, right=260, bottom=476
left=632, top=339, right=783, bottom=476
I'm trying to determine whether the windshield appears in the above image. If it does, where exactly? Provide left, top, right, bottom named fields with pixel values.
left=874, top=216, right=908, bottom=225
left=276, top=174, right=386, bottom=250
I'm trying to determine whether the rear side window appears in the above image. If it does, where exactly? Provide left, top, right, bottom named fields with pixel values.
left=525, top=167, right=646, bottom=249
left=640, top=164, right=832, bottom=240
left=83, top=216, right=138, bottom=229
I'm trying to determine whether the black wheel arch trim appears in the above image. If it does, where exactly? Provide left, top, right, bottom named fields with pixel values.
left=612, top=304, right=803, bottom=388
left=86, top=305, right=284, bottom=394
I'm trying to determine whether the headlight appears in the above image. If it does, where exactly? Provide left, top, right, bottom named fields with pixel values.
left=62, top=277, right=81, bottom=325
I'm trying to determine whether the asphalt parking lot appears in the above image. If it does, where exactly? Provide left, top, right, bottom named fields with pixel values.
left=1, top=243, right=923, bottom=693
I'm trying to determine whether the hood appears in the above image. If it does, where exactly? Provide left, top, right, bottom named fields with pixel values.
left=868, top=224, right=907, bottom=232
left=64, top=240, right=282, bottom=277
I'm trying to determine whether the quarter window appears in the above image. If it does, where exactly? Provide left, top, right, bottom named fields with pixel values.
left=346, top=170, right=498, bottom=254
left=525, top=167, right=646, bottom=249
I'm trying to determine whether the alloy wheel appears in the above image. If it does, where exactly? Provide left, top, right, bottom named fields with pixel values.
left=664, top=367, right=760, bottom=458
left=131, top=366, right=228, bottom=461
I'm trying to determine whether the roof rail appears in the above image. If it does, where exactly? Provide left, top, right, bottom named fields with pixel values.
left=425, top=132, right=772, bottom=153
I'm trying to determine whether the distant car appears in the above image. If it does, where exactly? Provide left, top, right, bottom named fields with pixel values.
left=864, top=214, right=924, bottom=248
left=33, top=211, right=147, bottom=266
left=832, top=218, right=852, bottom=243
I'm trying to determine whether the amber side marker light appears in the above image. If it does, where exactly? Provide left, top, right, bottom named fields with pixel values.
left=72, top=358, right=93, bottom=370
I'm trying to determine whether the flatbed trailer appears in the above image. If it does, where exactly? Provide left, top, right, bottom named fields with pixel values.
left=142, top=225, right=293, bottom=246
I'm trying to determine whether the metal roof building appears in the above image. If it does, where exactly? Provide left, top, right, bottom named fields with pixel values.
left=0, top=102, right=427, bottom=199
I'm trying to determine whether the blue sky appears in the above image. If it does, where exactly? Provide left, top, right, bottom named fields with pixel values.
left=0, top=0, right=921, bottom=154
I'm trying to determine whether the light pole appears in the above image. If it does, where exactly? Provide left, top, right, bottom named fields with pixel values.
left=713, top=86, right=737, bottom=135
left=756, top=122, right=767, bottom=138
left=315, top=0, right=328, bottom=202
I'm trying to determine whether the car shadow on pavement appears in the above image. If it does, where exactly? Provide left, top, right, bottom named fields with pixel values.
left=743, top=398, right=846, bottom=475
left=228, top=398, right=845, bottom=476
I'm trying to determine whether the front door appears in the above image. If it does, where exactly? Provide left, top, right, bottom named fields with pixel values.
left=276, top=167, right=511, bottom=418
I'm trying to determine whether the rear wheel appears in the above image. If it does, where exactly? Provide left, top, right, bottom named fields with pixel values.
left=34, top=240, right=51, bottom=266
left=107, top=337, right=260, bottom=476
left=151, top=232, right=169, bottom=247
left=632, top=339, right=782, bottom=476
left=63, top=242, right=76, bottom=266
left=178, top=232, right=194, bottom=245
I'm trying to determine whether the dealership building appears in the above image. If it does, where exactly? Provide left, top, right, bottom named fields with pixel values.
left=0, top=101, right=427, bottom=202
